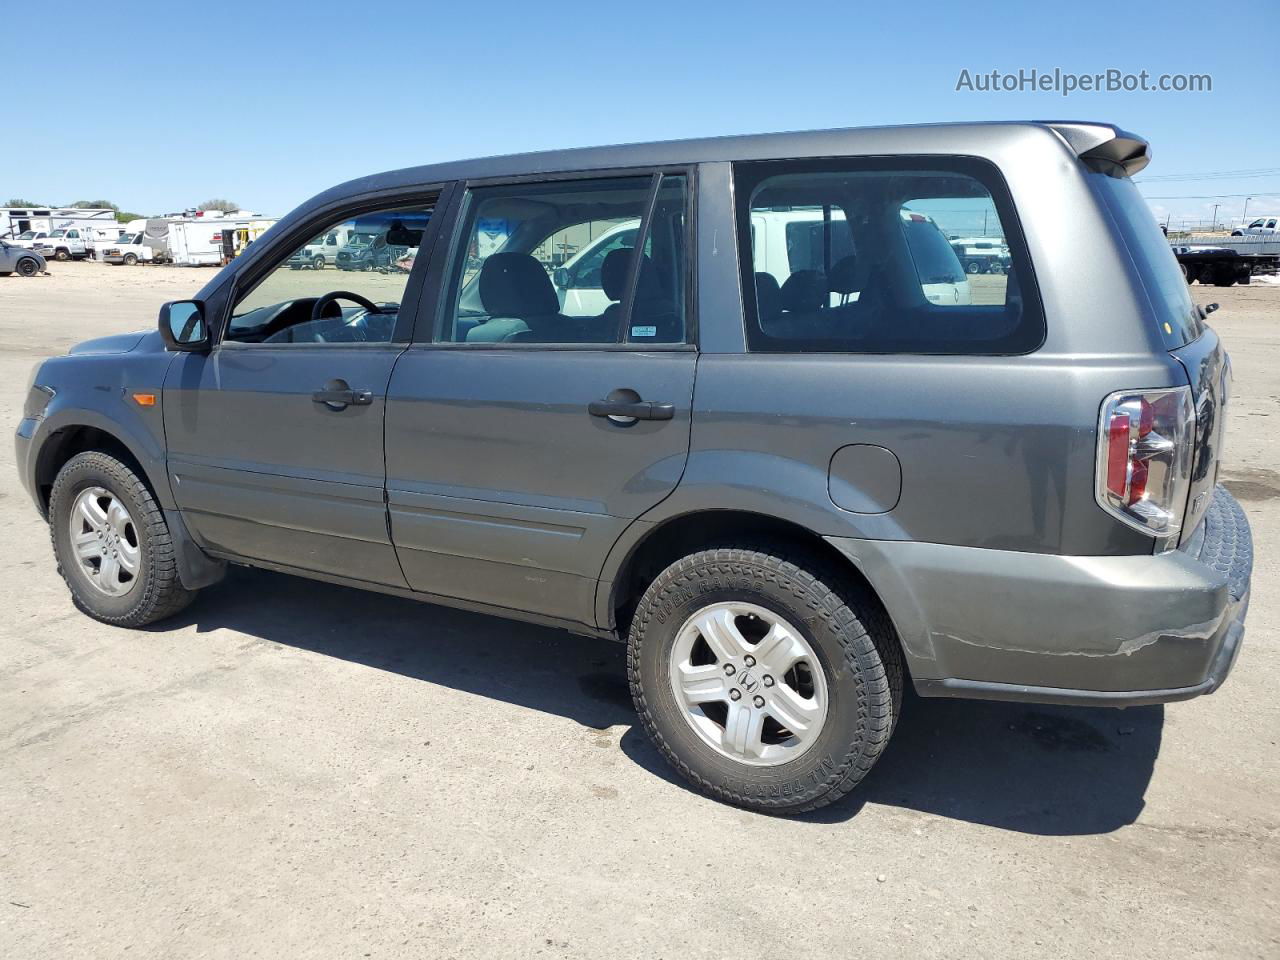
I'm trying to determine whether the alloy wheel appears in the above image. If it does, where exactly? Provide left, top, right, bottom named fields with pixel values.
left=67, top=486, right=140, bottom=596
left=668, top=601, right=829, bottom=766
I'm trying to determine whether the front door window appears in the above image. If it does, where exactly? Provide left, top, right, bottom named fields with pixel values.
left=227, top=205, right=434, bottom=344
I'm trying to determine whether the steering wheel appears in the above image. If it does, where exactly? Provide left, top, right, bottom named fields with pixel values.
left=311, top=290, right=382, bottom=323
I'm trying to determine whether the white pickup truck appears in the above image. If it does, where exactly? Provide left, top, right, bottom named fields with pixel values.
left=34, top=226, right=125, bottom=261
left=9, top=230, right=51, bottom=250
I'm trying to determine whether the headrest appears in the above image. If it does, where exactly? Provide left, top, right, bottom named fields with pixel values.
left=601, top=248, right=659, bottom=302
left=828, top=255, right=859, bottom=295
left=755, top=272, right=782, bottom=321
left=479, top=252, right=559, bottom=317
left=601, top=248, right=630, bottom=300
left=780, top=269, right=828, bottom=313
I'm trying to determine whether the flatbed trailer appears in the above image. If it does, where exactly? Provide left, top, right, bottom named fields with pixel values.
left=1171, top=236, right=1280, bottom=286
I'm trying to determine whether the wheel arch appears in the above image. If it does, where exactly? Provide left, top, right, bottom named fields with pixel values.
left=33, top=422, right=163, bottom=520
left=600, top=509, right=899, bottom=651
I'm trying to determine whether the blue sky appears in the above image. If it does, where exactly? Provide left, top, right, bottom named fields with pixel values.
left=7, top=0, right=1278, bottom=228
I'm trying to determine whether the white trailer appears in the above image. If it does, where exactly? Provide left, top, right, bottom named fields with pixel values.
left=168, top=216, right=277, bottom=266
left=0, top=207, right=118, bottom=242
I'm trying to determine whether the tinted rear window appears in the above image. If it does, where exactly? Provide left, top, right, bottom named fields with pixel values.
left=1090, top=170, right=1203, bottom=349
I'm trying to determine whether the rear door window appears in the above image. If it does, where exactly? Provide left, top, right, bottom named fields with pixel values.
left=437, top=173, right=689, bottom=345
left=734, top=158, right=1043, bottom=354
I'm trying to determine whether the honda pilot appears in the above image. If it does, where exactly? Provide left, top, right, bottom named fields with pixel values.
left=15, top=121, right=1253, bottom=813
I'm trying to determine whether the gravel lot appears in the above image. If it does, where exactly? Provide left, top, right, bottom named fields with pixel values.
left=2, top=261, right=1277, bottom=959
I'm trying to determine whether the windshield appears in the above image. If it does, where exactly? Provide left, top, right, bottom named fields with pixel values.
left=347, top=233, right=375, bottom=247
left=1090, top=170, right=1202, bottom=349
left=903, top=219, right=966, bottom=284
left=18, top=231, right=37, bottom=239
left=119, top=233, right=140, bottom=244
left=50, top=229, right=66, bottom=238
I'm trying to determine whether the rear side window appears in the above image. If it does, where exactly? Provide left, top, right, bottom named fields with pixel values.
left=735, top=158, right=1043, bottom=354
left=1090, top=170, right=1202, bottom=349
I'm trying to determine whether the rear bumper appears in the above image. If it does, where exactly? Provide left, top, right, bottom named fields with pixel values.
left=826, top=485, right=1253, bottom=707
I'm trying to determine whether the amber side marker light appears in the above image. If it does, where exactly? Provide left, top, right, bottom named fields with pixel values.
left=132, top=393, right=157, bottom=407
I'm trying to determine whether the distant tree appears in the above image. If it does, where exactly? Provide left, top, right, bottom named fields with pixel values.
left=115, top=211, right=146, bottom=223
left=6, top=198, right=46, bottom=207
left=70, top=200, right=120, bottom=211
left=197, top=198, right=239, bottom=212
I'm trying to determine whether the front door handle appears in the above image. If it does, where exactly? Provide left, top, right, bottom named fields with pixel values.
left=588, top=398, right=675, bottom=422
left=312, top=379, right=373, bottom=410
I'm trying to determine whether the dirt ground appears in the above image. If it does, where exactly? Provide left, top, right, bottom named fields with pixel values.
left=1, top=261, right=1277, bottom=959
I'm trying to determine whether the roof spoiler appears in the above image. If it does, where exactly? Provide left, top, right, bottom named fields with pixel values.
left=1040, top=121, right=1151, bottom=176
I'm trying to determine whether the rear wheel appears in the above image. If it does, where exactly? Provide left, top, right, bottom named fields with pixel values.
left=628, top=546, right=902, bottom=814
left=965, top=260, right=983, bottom=274
left=49, top=451, right=195, bottom=627
left=16, top=257, right=38, bottom=277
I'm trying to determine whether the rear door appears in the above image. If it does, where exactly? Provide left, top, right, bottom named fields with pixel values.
left=163, top=192, right=445, bottom=586
left=385, top=172, right=695, bottom=628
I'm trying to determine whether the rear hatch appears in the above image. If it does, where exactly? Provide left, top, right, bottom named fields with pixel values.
left=1089, top=164, right=1226, bottom=546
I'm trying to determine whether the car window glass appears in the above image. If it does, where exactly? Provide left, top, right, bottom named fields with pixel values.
left=439, top=174, right=687, bottom=345
left=226, top=203, right=433, bottom=345
left=735, top=160, right=1041, bottom=354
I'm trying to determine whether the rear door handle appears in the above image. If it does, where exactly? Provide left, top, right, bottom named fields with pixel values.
left=587, top=399, right=675, bottom=422
left=312, top=379, right=373, bottom=410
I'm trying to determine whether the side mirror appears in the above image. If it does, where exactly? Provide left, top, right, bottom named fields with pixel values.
left=159, top=300, right=210, bottom=352
left=553, top=267, right=571, bottom=289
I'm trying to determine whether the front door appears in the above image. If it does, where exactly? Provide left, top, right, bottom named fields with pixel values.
left=163, top=198, right=439, bottom=587
left=385, top=173, right=695, bottom=627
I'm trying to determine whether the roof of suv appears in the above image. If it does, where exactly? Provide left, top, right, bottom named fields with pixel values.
left=316, top=120, right=1147, bottom=206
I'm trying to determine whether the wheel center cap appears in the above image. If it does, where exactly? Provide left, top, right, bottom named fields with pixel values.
left=738, top=671, right=759, bottom=694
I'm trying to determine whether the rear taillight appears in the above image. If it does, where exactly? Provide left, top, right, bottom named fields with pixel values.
left=1095, top=387, right=1195, bottom=543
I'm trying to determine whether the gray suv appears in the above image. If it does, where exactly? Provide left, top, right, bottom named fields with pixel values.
left=15, top=122, right=1253, bottom=813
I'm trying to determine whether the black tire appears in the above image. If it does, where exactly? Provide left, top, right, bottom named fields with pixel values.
left=16, top=257, right=38, bottom=277
left=49, top=451, right=195, bottom=627
left=628, top=545, right=903, bottom=814
left=965, top=260, right=983, bottom=274
left=312, top=256, right=325, bottom=270
left=1213, top=274, right=1237, bottom=287
left=123, top=253, right=138, bottom=266
left=54, top=248, right=70, bottom=261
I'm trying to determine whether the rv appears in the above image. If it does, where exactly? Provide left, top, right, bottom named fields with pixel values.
left=0, top=207, right=118, bottom=242
left=168, top=217, right=277, bottom=266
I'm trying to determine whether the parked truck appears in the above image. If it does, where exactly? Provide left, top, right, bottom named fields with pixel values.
left=1172, top=235, right=1280, bottom=286
left=33, top=224, right=127, bottom=261
left=101, top=219, right=173, bottom=266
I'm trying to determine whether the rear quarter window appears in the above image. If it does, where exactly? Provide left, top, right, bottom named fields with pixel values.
left=734, top=157, right=1044, bottom=355
left=1090, top=170, right=1202, bottom=349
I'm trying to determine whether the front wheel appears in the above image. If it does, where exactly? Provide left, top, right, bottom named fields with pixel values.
left=54, top=248, right=70, bottom=261
left=49, top=451, right=195, bottom=627
left=628, top=546, right=902, bottom=814
left=123, top=253, right=138, bottom=266
left=16, top=258, right=39, bottom=277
